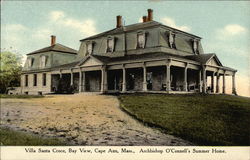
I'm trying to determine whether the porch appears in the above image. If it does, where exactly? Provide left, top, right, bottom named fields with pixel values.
left=50, top=57, right=237, bottom=95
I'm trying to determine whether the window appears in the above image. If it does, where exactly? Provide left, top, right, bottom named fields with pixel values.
left=86, top=42, right=93, bottom=55
left=25, top=75, right=28, bottom=87
left=106, top=37, right=115, bottom=52
left=193, top=39, right=199, bottom=54
left=27, top=58, right=34, bottom=67
left=168, top=31, right=176, bottom=49
left=137, top=32, right=146, bottom=48
left=42, top=73, right=46, bottom=86
left=40, top=55, right=47, bottom=68
left=33, top=74, right=37, bottom=86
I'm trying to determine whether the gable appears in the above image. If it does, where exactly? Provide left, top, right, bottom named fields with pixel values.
left=79, top=56, right=103, bottom=67
left=207, top=57, right=221, bottom=66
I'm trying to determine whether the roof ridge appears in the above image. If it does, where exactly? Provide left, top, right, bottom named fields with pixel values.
left=53, top=43, right=77, bottom=52
left=27, top=43, right=77, bottom=55
left=80, top=21, right=161, bottom=41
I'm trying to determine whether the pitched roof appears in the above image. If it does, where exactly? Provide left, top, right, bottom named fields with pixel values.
left=91, top=53, right=224, bottom=67
left=52, top=61, right=81, bottom=70
left=185, top=53, right=222, bottom=66
left=90, top=52, right=184, bottom=64
left=27, top=43, right=77, bottom=55
left=80, top=20, right=201, bottom=41
left=77, top=55, right=108, bottom=66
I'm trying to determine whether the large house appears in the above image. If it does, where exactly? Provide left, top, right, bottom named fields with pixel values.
left=20, top=9, right=237, bottom=95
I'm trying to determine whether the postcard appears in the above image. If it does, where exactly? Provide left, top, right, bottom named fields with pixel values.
left=1, top=1, right=249, bottom=160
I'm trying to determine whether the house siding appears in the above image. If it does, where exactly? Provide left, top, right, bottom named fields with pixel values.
left=21, top=72, right=51, bottom=95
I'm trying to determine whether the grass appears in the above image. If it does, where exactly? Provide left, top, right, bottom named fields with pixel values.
left=0, top=94, right=44, bottom=99
left=0, top=127, right=66, bottom=146
left=118, top=94, right=250, bottom=146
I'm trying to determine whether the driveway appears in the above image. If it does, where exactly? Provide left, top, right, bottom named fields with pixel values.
left=0, top=94, right=192, bottom=145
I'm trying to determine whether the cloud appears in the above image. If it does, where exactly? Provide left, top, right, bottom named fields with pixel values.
left=1, top=24, right=28, bottom=52
left=50, top=11, right=65, bottom=21
left=32, top=28, right=52, bottom=40
left=216, top=24, right=247, bottom=40
left=1, top=24, right=53, bottom=55
left=1, top=10, right=98, bottom=63
left=161, top=17, right=191, bottom=32
left=223, top=24, right=247, bottom=35
left=49, top=11, right=97, bottom=37
left=203, top=41, right=250, bottom=58
left=204, top=24, right=249, bottom=58
left=4, top=24, right=27, bottom=31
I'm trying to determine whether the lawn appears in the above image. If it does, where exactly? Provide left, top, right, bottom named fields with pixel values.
left=0, top=94, right=44, bottom=99
left=0, top=127, right=66, bottom=146
left=118, top=94, right=250, bottom=146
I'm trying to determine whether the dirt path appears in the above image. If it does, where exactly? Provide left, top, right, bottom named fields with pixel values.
left=0, top=94, right=192, bottom=145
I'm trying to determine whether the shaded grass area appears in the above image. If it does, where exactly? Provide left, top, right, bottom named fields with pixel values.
left=0, top=127, right=66, bottom=146
left=0, top=94, right=44, bottom=99
left=118, top=94, right=250, bottom=146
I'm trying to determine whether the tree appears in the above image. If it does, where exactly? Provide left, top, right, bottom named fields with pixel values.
left=0, top=51, right=23, bottom=93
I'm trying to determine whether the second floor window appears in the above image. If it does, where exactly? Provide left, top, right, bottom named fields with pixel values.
left=193, top=39, right=199, bottom=54
left=107, top=37, right=115, bottom=52
left=137, top=32, right=146, bottom=48
left=168, top=31, right=176, bottom=49
left=86, top=42, right=93, bottom=55
left=27, top=58, right=34, bottom=68
left=40, top=56, right=47, bottom=68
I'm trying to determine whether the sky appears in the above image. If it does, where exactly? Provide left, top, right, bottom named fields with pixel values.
left=1, top=1, right=250, bottom=97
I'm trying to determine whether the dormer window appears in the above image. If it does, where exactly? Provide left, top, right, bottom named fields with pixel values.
left=27, top=58, right=34, bottom=68
left=137, top=31, right=146, bottom=49
left=168, top=31, right=176, bottom=49
left=40, top=55, right=47, bottom=68
left=106, top=36, right=115, bottom=53
left=86, top=41, right=94, bottom=55
left=193, top=39, right=199, bottom=54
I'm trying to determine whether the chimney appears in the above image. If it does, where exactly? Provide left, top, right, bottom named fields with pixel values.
left=147, top=9, right=153, bottom=21
left=51, top=35, right=56, bottom=46
left=142, top=16, right=147, bottom=22
left=116, top=15, right=122, bottom=28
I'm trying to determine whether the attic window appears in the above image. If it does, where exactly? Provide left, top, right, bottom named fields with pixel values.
left=168, top=31, right=176, bottom=49
left=193, top=39, right=199, bottom=54
left=106, top=36, right=115, bottom=53
left=40, top=55, right=47, bottom=68
left=27, top=58, right=34, bottom=67
left=137, top=31, right=146, bottom=49
left=86, top=41, right=94, bottom=55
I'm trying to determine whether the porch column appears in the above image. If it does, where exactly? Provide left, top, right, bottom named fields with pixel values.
left=79, top=71, right=82, bottom=92
left=59, top=69, right=62, bottom=78
left=101, top=66, right=107, bottom=93
left=82, top=71, right=86, bottom=92
left=70, top=70, right=73, bottom=86
left=183, top=64, right=188, bottom=91
left=143, top=64, right=147, bottom=92
left=211, top=72, right=215, bottom=93
left=166, top=63, right=171, bottom=92
left=198, top=69, right=202, bottom=92
left=122, top=67, right=126, bottom=92
left=232, top=72, right=237, bottom=95
left=202, top=65, right=207, bottom=93
left=216, top=72, right=220, bottom=93
left=222, top=71, right=226, bottom=94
